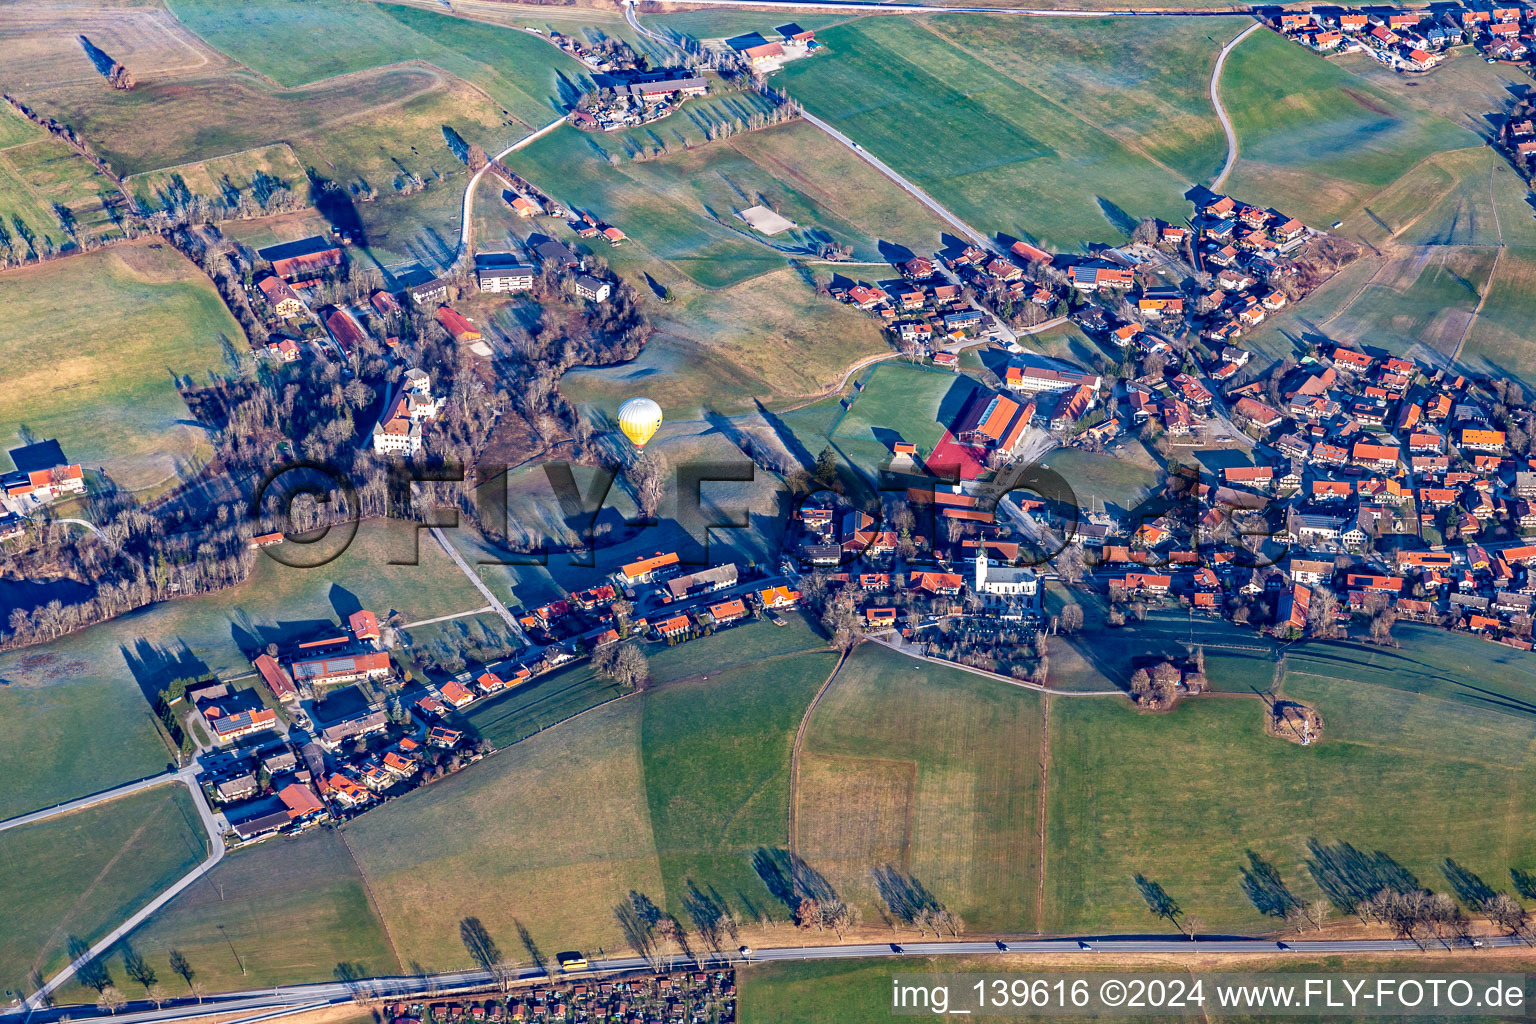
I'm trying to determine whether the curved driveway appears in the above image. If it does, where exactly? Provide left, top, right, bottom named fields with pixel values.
left=1209, top=21, right=1262, bottom=190
left=455, top=117, right=566, bottom=266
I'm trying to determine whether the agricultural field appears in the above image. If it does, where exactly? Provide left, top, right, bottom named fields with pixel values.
left=502, top=124, right=785, bottom=290
left=1043, top=679, right=1536, bottom=933
left=0, top=519, right=484, bottom=816
left=1314, top=244, right=1497, bottom=364
left=641, top=644, right=836, bottom=923
left=1459, top=246, right=1536, bottom=385
left=917, top=15, right=1240, bottom=185
left=738, top=952, right=1509, bottom=1023
left=0, top=123, right=124, bottom=253
left=775, top=16, right=1247, bottom=251
left=0, top=240, right=241, bottom=492
left=1219, top=28, right=1479, bottom=230
left=1281, top=627, right=1536, bottom=716
left=0, top=784, right=208, bottom=996
left=74, top=827, right=398, bottom=996
left=797, top=643, right=1044, bottom=933
left=125, top=143, right=306, bottom=214
left=165, top=0, right=585, bottom=128
left=1358, top=145, right=1536, bottom=249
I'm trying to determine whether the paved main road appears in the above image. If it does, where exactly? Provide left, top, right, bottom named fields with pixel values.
left=11, top=934, right=1519, bottom=1024
left=647, top=0, right=1265, bottom=16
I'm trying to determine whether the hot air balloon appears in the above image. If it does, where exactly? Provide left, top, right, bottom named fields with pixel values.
left=617, top=397, right=663, bottom=450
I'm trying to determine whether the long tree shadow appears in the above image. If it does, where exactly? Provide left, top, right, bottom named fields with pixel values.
left=1441, top=859, right=1496, bottom=908
left=119, top=638, right=212, bottom=705
left=1305, top=839, right=1420, bottom=918
left=1134, top=874, right=1182, bottom=929
left=513, top=918, right=546, bottom=974
left=752, top=846, right=837, bottom=913
left=69, top=936, right=111, bottom=992
left=871, top=864, right=940, bottom=927
left=1239, top=850, right=1299, bottom=919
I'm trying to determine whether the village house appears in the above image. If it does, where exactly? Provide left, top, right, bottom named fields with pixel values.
left=396, top=266, right=448, bottom=305
left=621, top=551, right=681, bottom=584
left=325, top=308, right=369, bottom=353
left=257, top=275, right=304, bottom=318
left=573, top=274, right=611, bottom=303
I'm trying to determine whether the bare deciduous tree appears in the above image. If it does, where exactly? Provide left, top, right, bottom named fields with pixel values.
left=96, top=987, right=126, bottom=1016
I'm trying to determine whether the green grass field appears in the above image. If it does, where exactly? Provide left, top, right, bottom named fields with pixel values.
left=737, top=952, right=1512, bottom=1023
left=1460, top=246, right=1536, bottom=385
left=349, top=696, right=664, bottom=972
left=1033, top=445, right=1162, bottom=514
left=74, top=827, right=397, bottom=997
left=650, top=10, right=853, bottom=43
left=776, top=15, right=1247, bottom=250
left=1317, top=245, right=1495, bottom=363
left=799, top=643, right=1044, bottom=933
left=0, top=240, right=241, bottom=491
left=641, top=643, right=837, bottom=923
left=503, top=124, right=786, bottom=290
left=1043, top=680, right=1536, bottom=933
left=918, top=15, right=1241, bottom=185
left=1360, top=146, right=1536, bottom=249
left=1042, top=587, right=1278, bottom=694
left=833, top=362, right=981, bottom=455
left=165, top=0, right=584, bottom=127
left=1282, top=627, right=1536, bottom=717
left=560, top=266, right=892, bottom=416
left=0, top=662, right=171, bottom=822
left=125, top=144, right=306, bottom=213
left=1220, top=29, right=1480, bottom=230
left=0, top=784, right=208, bottom=995
left=0, top=129, right=122, bottom=252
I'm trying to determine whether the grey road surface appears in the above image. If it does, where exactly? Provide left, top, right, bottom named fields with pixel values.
left=12, top=934, right=1520, bottom=1024
left=1210, top=21, right=1262, bottom=189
